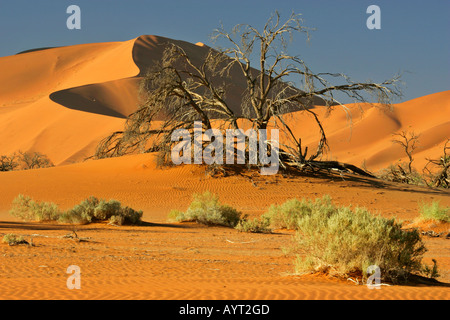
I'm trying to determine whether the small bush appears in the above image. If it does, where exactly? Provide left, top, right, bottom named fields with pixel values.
left=116, top=206, right=144, bottom=225
left=10, top=194, right=61, bottom=222
left=169, top=191, right=242, bottom=227
left=59, top=197, right=143, bottom=225
left=273, top=196, right=430, bottom=283
left=235, top=216, right=272, bottom=233
left=9, top=195, right=143, bottom=225
left=2, top=233, right=27, bottom=246
left=418, top=201, right=450, bottom=223
left=263, top=195, right=334, bottom=230
left=167, top=209, right=186, bottom=222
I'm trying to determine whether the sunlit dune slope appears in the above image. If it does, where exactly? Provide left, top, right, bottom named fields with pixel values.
left=0, top=35, right=228, bottom=165
left=282, top=90, right=450, bottom=172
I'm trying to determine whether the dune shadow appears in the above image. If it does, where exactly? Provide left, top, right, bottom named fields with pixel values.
left=50, top=88, right=127, bottom=119
left=0, top=220, right=195, bottom=233
left=401, top=275, right=450, bottom=288
left=288, top=168, right=450, bottom=197
left=0, top=221, right=75, bottom=232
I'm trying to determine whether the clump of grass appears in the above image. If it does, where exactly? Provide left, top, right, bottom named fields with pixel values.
left=235, top=216, right=272, bottom=233
left=9, top=195, right=143, bottom=225
left=272, top=196, right=430, bottom=283
left=2, top=233, right=28, bottom=246
left=422, top=259, right=440, bottom=279
left=418, top=201, right=449, bottom=223
left=168, top=191, right=242, bottom=227
left=263, top=195, right=334, bottom=230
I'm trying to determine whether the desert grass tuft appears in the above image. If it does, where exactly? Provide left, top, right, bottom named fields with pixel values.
left=418, top=201, right=449, bottom=223
left=235, top=216, right=272, bottom=233
left=168, top=191, right=242, bottom=227
left=2, top=233, right=28, bottom=246
left=9, top=195, right=143, bottom=225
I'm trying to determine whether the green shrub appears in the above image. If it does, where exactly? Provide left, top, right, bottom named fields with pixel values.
left=9, top=195, right=143, bottom=225
left=115, top=206, right=143, bottom=225
left=235, top=216, right=272, bottom=233
left=169, top=191, right=242, bottom=227
left=9, top=194, right=61, bottom=222
left=167, top=209, right=186, bottom=222
left=94, top=199, right=121, bottom=220
left=275, top=196, right=429, bottom=283
left=418, top=201, right=449, bottom=223
left=263, top=195, right=334, bottom=230
left=2, top=233, right=27, bottom=245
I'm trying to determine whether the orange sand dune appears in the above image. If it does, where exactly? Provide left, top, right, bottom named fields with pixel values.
left=0, top=153, right=449, bottom=300
left=0, top=35, right=214, bottom=165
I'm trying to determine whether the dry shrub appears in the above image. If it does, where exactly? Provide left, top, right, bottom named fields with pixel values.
left=10, top=195, right=143, bottom=226
left=273, top=196, right=429, bottom=283
left=168, top=191, right=242, bottom=227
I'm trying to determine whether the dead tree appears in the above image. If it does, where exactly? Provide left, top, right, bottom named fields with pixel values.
left=0, top=154, right=19, bottom=171
left=94, top=11, right=402, bottom=176
left=392, top=130, right=420, bottom=173
left=424, top=139, right=450, bottom=188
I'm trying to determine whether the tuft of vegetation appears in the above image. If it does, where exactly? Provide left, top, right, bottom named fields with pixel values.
left=10, top=194, right=61, bottom=222
left=235, top=216, right=272, bottom=234
left=418, top=201, right=450, bottom=223
left=168, top=191, right=242, bottom=227
left=267, top=196, right=431, bottom=283
left=262, top=196, right=334, bottom=230
left=2, top=233, right=28, bottom=246
left=422, top=259, right=440, bottom=279
left=9, top=195, right=143, bottom=225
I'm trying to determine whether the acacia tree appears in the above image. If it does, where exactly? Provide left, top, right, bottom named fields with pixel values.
left=94, top=12, right=402, bottom=176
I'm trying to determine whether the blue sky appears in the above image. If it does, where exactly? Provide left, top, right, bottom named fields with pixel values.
left=0, top=0, right=448, bottom=102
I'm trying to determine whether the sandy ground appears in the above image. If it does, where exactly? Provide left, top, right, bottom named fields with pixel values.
left=0, top=153, right=449, bottom=300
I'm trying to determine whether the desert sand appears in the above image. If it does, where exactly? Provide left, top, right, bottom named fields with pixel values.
left=0, top=36, right=449, bottom=300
